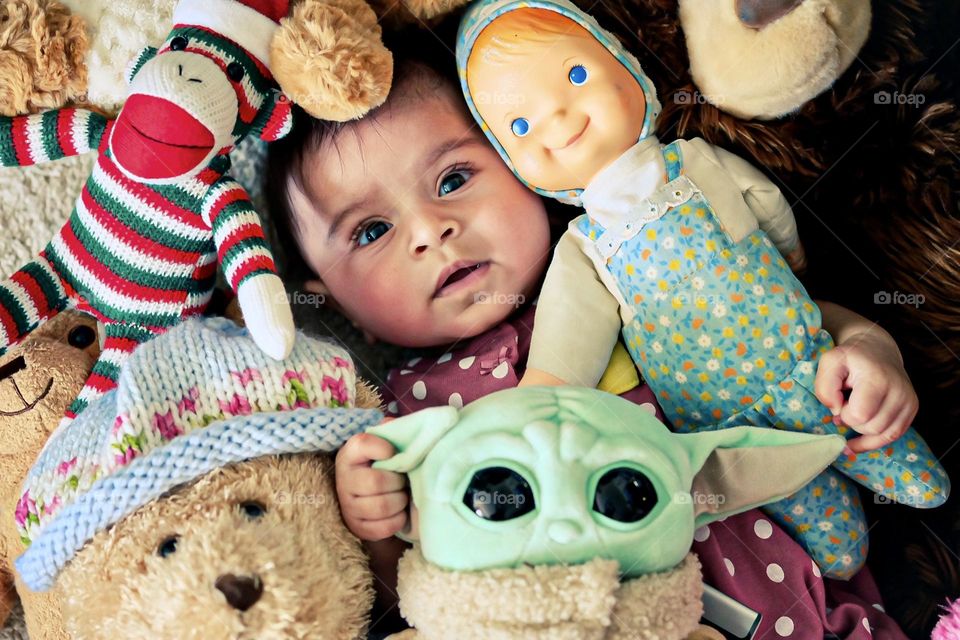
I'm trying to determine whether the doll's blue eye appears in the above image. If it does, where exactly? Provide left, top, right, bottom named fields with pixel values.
left=355, top=220, right=393, bottom=247
left=511, top=118, right=530, bottom=137
left=593, top=467, right=658, bottom=523
left=568, top=65, right=588, bottom=86
left=463, top=466, right=535, bottom=521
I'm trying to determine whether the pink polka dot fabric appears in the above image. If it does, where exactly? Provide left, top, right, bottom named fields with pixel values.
left=383, top=304, right=908, bottom=638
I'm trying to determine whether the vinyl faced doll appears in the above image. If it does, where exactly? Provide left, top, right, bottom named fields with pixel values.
left=456, top=0, right=949, bottom=580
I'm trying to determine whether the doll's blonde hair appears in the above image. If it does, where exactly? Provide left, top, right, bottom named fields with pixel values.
left=467, top=8, right=589, bottom=70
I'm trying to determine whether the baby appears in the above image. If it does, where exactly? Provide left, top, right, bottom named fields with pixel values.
left=268, top=30, right=920, bottom=628
left=455, top=0, right=948, bottom=578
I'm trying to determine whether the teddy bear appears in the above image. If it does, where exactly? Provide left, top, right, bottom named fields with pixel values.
left=0, top=310, right=99, bottom=640
left=369, top=386, right=845, bottom=639
left=11, top=315, right=385, bottom=639
left=0, top=0, right=88, bottom=117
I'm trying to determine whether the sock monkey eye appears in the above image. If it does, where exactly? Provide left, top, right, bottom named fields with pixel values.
left=170, top=36, right=188, bottom=51
left=227, top=62, right=246, bottom=82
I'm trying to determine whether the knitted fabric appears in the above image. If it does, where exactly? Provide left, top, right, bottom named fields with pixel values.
left=0, top=11, right=295, bottom=421
left=14, top=316, right=382, bottom=591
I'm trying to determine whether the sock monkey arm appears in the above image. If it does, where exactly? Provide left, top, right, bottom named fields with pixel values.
left=0, top=108, right=111, bottom=167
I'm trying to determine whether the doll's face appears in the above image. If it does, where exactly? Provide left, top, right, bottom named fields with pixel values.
left=468, top=20, right=647, bottom=192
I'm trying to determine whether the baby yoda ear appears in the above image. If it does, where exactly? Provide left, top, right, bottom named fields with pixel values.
left=251, top=91, right=294, bottom=142
left=681, top=427, right=845, bottom=529
left=370, top=407, right=460, bottom=473
left=124, top=46, right=158, bottom=85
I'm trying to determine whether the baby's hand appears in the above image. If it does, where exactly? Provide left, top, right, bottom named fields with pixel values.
left=335, top=432, right=408, bottom=541
left=784, top=242, right=808, bottom=274
left=814, top=330, right=918, bottom=453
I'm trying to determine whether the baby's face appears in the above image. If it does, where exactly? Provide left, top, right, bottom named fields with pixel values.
left=289, top=88, right=550, bottom=347
left=469, top=24, right=646, bottom=192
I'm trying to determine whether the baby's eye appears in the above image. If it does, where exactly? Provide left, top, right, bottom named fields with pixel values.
left=568, top=65, right=588, bottom=86
left=439, top=169, right=472, bottom=196
left=354, top=219, right=393, bottom=247
left=511, top=118, right=530, bottom=137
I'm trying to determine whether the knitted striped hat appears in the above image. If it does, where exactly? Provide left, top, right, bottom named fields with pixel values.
left=172, top=0, right=289, bottom=70
left=15, top=316, right=382, bottom=591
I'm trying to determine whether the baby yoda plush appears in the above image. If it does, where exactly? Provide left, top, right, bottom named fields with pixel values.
left=371, top=386, right=846, bottom=639
left=0, top=0, right=297, bottom=428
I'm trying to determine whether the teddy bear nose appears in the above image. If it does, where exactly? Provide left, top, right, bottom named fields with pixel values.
left=736, top=0, right=804, bottom=28
left=215, top=574, right=263, bottom=611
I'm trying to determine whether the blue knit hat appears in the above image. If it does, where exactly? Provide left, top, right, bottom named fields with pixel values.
left=15, top=316, right=382, bottom=591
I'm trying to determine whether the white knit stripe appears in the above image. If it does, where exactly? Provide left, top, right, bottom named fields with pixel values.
left=223, top=246, right=273, bottom=285
left=185, top=38, right=265, bottom=111
left=172, top=0, right=278, bottom=70
left=25, top=117, right=51, bottom=164
left=48, top=234, right=187, bottom=317
left=93, top=161, right=211, bottom=243
left=70, top=110, right=93, bottom=155
left=73, top=196, right=204, bottom=278
left=0, top=278, right=43, bottom=328
left=211, top=209, right=263, bottom=249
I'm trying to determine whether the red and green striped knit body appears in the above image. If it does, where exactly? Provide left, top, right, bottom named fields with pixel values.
left=0, top=21, right=295, bottom=422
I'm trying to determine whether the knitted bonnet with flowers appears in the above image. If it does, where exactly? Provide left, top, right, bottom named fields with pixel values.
left=0, top=0, right=297, bottom=427
left=14, top=315, right=382, bottom=592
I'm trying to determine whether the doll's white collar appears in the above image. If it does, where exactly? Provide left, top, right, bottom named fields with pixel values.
left=580, top=135, right=665, bottom=225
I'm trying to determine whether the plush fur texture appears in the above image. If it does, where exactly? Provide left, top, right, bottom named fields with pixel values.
left=387, top=548, right=718, bottom=640
left=0, top=311, right=101, bottom=640
left=57, top=453, right=375, bottom=640
left=0, top=0, right=88, bottom=116
left=681, top=0, right=871, bottom=119
left=270, top=0, right=471, bottom=121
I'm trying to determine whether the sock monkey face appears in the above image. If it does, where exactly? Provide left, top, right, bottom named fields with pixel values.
left=110, top=26, right=285, bottom=184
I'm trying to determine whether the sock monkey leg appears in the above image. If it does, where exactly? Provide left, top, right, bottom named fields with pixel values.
left=0, top=254, right=69, bottom=356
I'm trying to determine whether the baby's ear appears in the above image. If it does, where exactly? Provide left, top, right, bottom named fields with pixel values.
left=679, top=427, right=845, bottom=528
left=370, top=407, right=460, bottom=473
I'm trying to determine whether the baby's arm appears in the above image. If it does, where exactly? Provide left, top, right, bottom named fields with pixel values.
left=816, top=301, right=918, bottom=452
left=692, top=139, right=806, bottom=272
left=522, top=231, right=622, bottom=387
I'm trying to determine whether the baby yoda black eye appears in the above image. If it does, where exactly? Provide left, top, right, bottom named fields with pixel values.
left=226, top=62, right=246, bottom=82
left=462, top=467, right=535, bottom=521
left=169, top=36, right=188, bottom=51
left=593, top=467, right=658, bottom=523
left=67, top=324, right=96, bottom=349
left=157, top=535, right=180, bottom=558
left=239, top=501, right=266, bottom=519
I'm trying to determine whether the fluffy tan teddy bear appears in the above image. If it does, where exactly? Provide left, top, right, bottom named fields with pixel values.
left=12, top=316, right=383, bottom=640
left=0, top=0, right=88, bottom=117
left=0, top=310, right=100, bottom=640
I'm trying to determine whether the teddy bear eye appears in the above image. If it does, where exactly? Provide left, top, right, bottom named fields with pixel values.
left=67, top=325, right=97, bottom=349
left=239, top=501, right=266, bottom=519
left=226, top=62, right=246, bottom=83
left=157, top=535, right=180, bottom=558
left=170, top=36, right=188, bottom=51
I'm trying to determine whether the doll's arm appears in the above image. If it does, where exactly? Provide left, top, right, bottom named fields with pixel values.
left=204, top=177, right=295, bottom=359
left=0, top=108, right=110, bottom=167
left=525, top=232, right=621, bottom=387
left=694, top=140, right=806, bottom=271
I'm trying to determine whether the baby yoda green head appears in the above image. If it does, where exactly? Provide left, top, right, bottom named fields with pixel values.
left=371, top=386, right=843, bottom=576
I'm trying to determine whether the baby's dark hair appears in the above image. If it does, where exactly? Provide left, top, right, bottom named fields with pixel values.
left=266, top=21, right=463, bottom=282
left=266, top=18, right=571, bottom=283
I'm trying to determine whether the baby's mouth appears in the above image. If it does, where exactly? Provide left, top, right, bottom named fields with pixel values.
left=434, top=261, right=490, bottom=298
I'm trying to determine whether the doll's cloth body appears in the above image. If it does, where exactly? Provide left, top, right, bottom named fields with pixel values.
left=530, top=135, right=949, bottom=578
left=0, top=109, right=280, bottom=420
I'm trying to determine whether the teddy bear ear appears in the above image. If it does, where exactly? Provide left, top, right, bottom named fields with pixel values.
left=124, top=46, right=158, bottom=86
left=269, top=0, right=394, bottom=122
